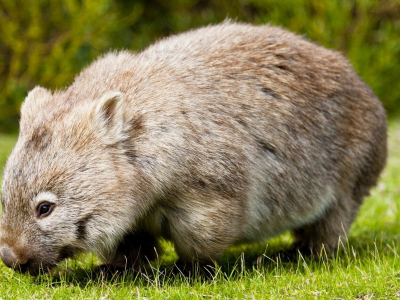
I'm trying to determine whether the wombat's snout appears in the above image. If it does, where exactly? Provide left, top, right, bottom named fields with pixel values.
left=0, top=245, right=28, bottom=272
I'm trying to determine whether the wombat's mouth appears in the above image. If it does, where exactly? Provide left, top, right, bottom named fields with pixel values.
left=11, top=246, right=78, bottom=275
left=10, top=260, right=57, bottom=275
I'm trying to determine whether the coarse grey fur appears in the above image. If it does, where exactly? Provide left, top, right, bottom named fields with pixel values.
left=0, top=21, right=387, bottom=274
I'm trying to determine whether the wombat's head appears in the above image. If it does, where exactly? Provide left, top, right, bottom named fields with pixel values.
left=0, top=87, right=136, bottom=274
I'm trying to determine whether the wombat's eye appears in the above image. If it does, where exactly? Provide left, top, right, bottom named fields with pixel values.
left=36, top=202, right=54, bottom=218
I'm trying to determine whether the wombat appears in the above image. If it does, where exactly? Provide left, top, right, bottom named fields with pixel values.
left=0, top=21, right=387, bottom=274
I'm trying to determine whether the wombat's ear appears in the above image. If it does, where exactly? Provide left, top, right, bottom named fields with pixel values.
left=20, top=86, right=52, bottom=131
left=92, top=91, right=128, bottom=144
left=21, top=86, right=52, bottom=117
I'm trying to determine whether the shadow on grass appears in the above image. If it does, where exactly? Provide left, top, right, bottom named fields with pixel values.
left=28, top=231, right=400, bottom=288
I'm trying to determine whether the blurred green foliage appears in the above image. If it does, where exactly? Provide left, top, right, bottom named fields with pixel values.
left=1, top=0, right=399, bottom=132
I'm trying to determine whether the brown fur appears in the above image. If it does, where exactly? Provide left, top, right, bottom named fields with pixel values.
left=0, top=21, right=387, bottom=274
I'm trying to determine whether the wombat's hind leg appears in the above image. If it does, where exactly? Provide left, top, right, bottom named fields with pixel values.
left=292, top=198, right=360, bottom=255
left=101, top=231, right=160, bottom=272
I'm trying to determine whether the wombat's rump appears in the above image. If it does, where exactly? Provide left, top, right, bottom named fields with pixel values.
left=0, top=21, right=387, bottom=274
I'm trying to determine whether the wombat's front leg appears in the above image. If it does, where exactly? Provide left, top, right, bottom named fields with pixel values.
left=165, top=194, right=245, bottom=275
left=101, top=231, right=160, bottom=272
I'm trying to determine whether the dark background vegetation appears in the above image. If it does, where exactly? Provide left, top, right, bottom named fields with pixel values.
left=1, top=0, right=399, bottom=133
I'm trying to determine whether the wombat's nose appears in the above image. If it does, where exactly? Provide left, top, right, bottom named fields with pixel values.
left=0, top=245, right=27, bottom=270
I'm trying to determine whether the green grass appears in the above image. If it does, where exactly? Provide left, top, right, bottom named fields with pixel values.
left=0, top=121, right=400, bottom=299
left=0, top=134, right=17, bottom=185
